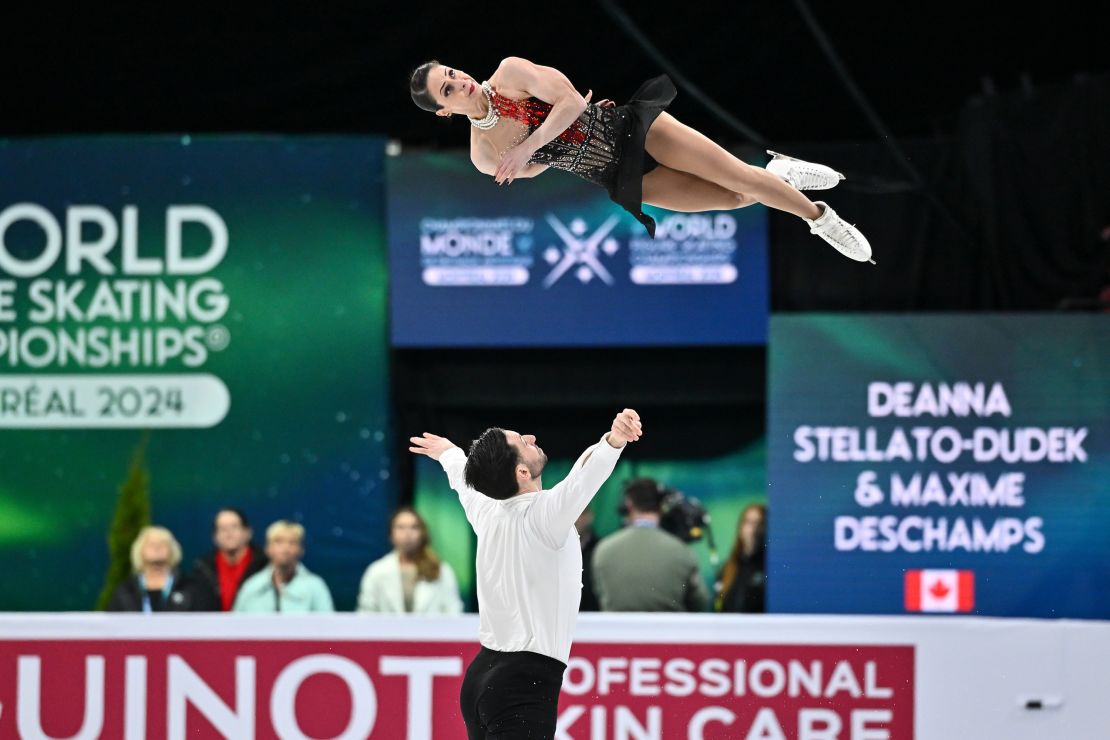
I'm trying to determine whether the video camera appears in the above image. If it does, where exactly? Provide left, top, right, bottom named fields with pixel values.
left=658, top=486, right=711, bottom=544
left=618, top=479, right=718, bottom=562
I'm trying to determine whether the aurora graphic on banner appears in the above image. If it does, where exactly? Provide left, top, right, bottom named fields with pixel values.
left=0, top=137, right=395, bottom=610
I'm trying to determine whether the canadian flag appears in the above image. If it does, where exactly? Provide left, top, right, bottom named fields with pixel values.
left=904, top=570, right=974, bottom=612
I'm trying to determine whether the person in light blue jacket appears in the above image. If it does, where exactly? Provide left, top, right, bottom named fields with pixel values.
left=233, top=520, right=333, bottom=613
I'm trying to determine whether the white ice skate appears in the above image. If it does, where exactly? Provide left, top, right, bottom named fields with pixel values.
left=804, top=201, right=875, bottom=264
left=766, top=150, right=845, bottom=191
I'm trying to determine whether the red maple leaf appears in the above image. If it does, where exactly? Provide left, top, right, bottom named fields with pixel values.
left=928, top=579, right=951, bottom=599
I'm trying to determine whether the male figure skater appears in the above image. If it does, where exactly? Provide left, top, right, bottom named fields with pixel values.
left=409, top=408, right=642, bottom=739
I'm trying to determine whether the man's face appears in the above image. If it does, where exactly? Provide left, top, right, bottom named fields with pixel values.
left=505, top=430, right=548, bottom=480
left=266, top=531, right=303, bottom=569
left=214, top=511, right=251, bottom=553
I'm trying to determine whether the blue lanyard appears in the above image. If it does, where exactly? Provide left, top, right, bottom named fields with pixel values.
left=139, top=573, right=175, bottom=614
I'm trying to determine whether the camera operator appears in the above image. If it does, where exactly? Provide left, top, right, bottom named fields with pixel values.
left=591, top=478, right=710, bottom=612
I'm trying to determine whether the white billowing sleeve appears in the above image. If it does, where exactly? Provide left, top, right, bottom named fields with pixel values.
left=529, top=434, right=624, bottom=548
left=438, top=447, right=494, bottom=530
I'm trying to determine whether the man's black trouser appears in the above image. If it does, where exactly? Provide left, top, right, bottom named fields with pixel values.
left=460, top=646, right=566, bottom=739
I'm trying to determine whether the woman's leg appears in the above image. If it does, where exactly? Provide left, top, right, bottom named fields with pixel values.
left=643, top=113, right=874, bottom=262
left=645, top=112, right=822, bottom=220
left=641, top=165, right=756, bottom=212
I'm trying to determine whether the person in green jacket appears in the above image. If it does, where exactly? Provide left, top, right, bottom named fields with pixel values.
left=591, top=478, right=710, bottom=612
left=233, top=520, right=334, bottom=613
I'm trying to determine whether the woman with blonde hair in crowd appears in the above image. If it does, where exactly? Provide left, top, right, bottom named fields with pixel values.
left=358, top=507, right=463, bottom=614
left=107, top=526, right=213, bottom=612
left=716, top=503, right=767, bottom=613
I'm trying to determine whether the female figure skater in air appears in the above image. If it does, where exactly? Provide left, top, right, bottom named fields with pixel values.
left=409, top=56, right=873, bottom=262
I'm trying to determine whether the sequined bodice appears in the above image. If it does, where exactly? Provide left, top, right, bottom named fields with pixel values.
left=490, top=90, right=621, bottom=189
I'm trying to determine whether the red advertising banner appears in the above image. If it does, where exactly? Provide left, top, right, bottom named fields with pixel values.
left=562, top=643, right=913, bottom=739
left=0, top=638, right=913, bottom=739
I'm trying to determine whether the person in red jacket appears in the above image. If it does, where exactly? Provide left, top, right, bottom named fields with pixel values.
left=191, top=508, right=267, bottom=611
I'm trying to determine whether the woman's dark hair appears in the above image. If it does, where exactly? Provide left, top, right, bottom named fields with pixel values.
left=390, top=507, right=441, bottom=581
left=410, top=60, right=443, bottom=112
left=463, top=428, right=521, bottom=500
left=717, top=503, right=767, bottom=607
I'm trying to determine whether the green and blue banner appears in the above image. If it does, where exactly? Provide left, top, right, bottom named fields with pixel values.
left=768, top=314, right=1109, bottom=618
left=0, top=137, right=393, bottom=610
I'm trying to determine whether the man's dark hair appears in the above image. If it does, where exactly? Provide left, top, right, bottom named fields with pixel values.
left=410, top=60, right=443, bottom=112
left=213, top=507, right=250, bottom=531
left=464, top=427, right=521, bottom=500
left=623, top=478, right=664, bottom=514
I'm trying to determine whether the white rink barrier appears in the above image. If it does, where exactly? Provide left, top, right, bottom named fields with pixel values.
left=1, top=613, right=1108, bottom=739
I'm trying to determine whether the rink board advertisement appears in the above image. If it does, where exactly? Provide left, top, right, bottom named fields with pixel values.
left=0, top=137, right=394, bottom=610
left=387, top=151, right=768, bottom=347
left=767, top=314, right=1110, bottom=618
left=0, top=616, right=914, bottom=740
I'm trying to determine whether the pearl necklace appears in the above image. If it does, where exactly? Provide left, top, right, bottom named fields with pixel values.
left=467, top=81, right=499, bottom=130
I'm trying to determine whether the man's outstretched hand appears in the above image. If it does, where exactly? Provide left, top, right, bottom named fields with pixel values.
left=607, top=408, right=643, bottom=448
left=409, top=433, right=457, bottom=461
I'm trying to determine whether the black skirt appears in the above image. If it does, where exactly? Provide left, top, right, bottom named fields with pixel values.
left=610, top=74, right=678, bottom=238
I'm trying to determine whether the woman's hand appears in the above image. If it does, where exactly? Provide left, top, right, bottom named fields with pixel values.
left=494, top=141, right=536, bottom=185
left=585, top=90, right=615, bottom=108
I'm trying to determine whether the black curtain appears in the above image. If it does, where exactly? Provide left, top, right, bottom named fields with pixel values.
left=770, top=74, right=1110, bottom=311
left=959, top=75, right=1110, bottom=307
left=391, top=347, right=767, bottom=503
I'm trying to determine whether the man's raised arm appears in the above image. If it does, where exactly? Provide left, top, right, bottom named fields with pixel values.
left=529, top=409, right=643, bottom=547
left=409, top=433, right=490, bottom=528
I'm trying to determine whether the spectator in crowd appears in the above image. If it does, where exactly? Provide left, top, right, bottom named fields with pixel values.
left=575, top=507, right=600, bottom=612
left=108, top=526, right=213, bottom=612
left=357, top=507, right=463, bottom=614
left=591, top=478, right=709, bottom=612
left=233, top=520, right=333, bottom=613
left=191, top=507, right=266, bottom=611
left=716, top=503, right=767, bottom=613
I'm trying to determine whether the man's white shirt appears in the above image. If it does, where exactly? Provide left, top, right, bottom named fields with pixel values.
left=438, top=434, right=623, bottom=663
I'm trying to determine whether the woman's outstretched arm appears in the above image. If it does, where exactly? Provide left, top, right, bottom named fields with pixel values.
left=493, top=56, right=590, bottom=183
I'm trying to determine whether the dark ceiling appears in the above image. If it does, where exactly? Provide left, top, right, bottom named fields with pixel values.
left=3, top=2, right=1105, bottom=147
